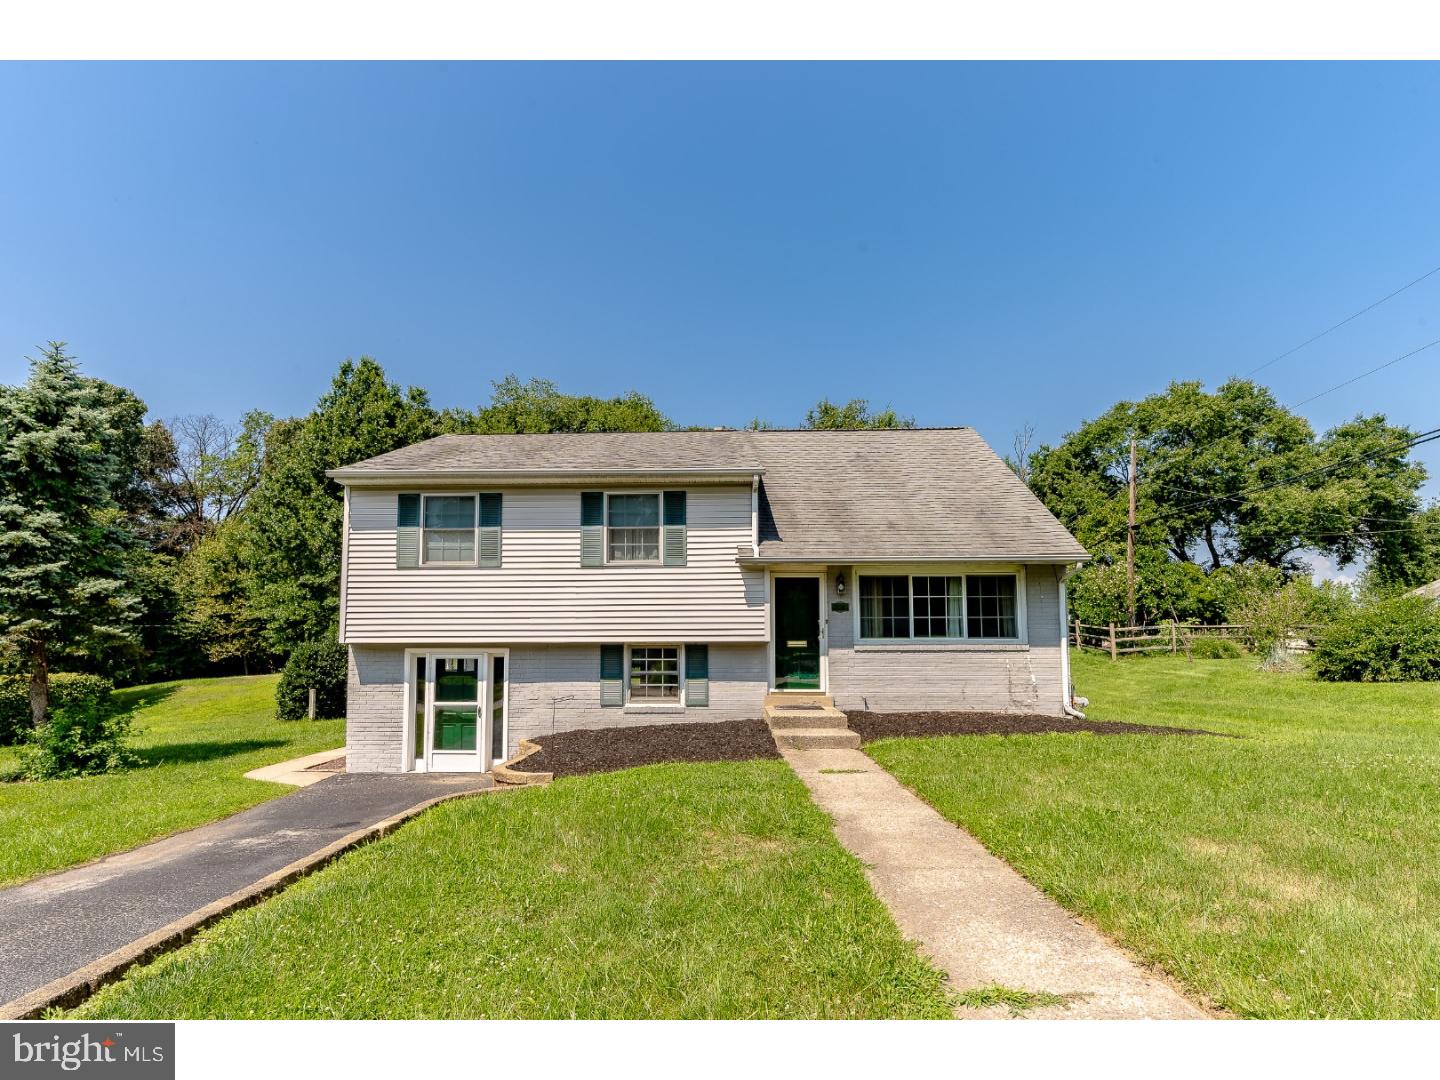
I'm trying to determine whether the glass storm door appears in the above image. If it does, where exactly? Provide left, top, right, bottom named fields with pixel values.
left=411, top=653, right=508, bottom=773
left=773, top=577, right=821, bottom=690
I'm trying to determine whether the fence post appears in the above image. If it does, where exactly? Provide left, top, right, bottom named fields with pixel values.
left=1108, top=623, right=1117, bottom=661
left=1072, top=619, right=1080, bottom=648
left=307, top=687, right=316, bottom=720
left=1170, top=623, right=1177, bottom=654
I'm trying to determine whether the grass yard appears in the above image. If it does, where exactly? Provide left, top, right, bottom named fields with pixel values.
left=70, top=761, right=952, bottom=1019
left=0, top=675, right=344, bottom=887
left=868, top=651, right=1440, bottom=1019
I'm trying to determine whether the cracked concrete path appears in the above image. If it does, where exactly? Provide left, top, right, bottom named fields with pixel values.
left=783, top=747, right=1207, bottom=1020
left=0, top=773, right=491, bottom=1007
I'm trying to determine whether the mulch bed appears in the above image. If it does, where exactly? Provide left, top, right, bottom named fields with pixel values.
left=304, top=756, right=347, bottom=772
left=509, top=718, right=779, bottom=778
left=845, top=711, right=1219, bottom=741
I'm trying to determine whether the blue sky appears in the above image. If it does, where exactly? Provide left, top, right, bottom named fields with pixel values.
left=2, top=62, right=1438, bottom=508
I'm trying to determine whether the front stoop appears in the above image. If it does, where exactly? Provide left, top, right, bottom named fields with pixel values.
left=764, top=697, right=861, bottom=751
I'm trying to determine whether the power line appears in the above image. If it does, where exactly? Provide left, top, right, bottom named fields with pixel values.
left=1292, top=337, right=1440, bottom=407
left=1248, top=262, right=1440, bottom=377
left=1089, top=426, right=1440, bottom=546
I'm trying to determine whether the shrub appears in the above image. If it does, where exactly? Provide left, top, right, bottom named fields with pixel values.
left=18, top=701, right=138, bottom=780
left=1312, top=595, right=1440, bottom=682
left=275, top=639, right=348, bottom=720
left=1189, top=636, right=1242, bottom=659
left=0, top=673, right=115, bottom=747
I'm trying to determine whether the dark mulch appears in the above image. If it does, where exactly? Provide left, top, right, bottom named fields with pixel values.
left=846, top=711, right=1220, bottom=742
left=510, top=718, right=779, bottom=778
left=304, top=755, right=347, bottom=772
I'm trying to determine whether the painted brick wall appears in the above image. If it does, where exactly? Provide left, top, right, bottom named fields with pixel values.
left=346, top=642, right=769, bottom=772
left=825, top=564, right=1066, bottom=715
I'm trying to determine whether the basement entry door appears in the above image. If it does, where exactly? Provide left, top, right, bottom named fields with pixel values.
left=410, top=652, right=508, bottom=772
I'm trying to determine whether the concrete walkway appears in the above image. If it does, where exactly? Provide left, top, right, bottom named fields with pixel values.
left=0, top=772, right=492, bottom=1011
left=783, top=747, right=1207, bottom=1019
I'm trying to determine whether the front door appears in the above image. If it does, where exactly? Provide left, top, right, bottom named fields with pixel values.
left=773, top=577, right=821, bottom=690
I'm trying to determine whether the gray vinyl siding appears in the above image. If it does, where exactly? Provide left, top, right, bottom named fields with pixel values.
left=825, top=564, right=1066, bottom=715
left=346, top=643, right=768, bottom=772
left=343, top=486, right=766, bottom=643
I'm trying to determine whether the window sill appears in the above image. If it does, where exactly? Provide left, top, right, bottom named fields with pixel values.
left=623, top=704, right=687, bottom=714
left=854, top=642, right=1029, bottom=652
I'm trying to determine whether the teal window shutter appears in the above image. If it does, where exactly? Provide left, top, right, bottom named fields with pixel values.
left=478, top=493, right=502, bottom=567
left=396, top=494, right=421, bottom=568
left=581, top=491, right=604, bottom=567
left=600, top=644, right=624, bottom=707
left=662, top=491, right=687, bottom=566
left=685, top=644, right=708, bottom=707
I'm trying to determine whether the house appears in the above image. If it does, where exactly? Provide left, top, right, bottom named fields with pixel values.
left=327, top=427, right=1090, bottom=773
left=1413, top=579, right=1440, bottom=602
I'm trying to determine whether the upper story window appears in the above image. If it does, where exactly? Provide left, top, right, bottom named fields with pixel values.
left=858, top=572, right=1021, bottom=641
left=423, top=494, right=476, bottom=564
left=607, top=493, right=661, bottom=563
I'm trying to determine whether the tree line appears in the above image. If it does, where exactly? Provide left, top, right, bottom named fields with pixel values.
left=4, top=342, right=1437, bottom=724
left=0, top=345, right=911, bottom=723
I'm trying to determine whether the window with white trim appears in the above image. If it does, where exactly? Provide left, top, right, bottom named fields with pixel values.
left=857, top=573, right=1021, bottom=641
left=629, top=646, right=680, bottom=701
left=607, top=493, right=661, bottom=563
left=422, top=494, right=476, bottom=564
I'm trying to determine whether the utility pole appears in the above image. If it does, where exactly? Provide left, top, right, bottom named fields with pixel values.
left=1126, top=437, right=1138, bottom=626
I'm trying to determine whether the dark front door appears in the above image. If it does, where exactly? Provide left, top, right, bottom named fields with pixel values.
left=774, top=577, right=821, bottom=690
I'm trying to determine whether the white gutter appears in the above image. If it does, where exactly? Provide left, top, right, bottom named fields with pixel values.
left=326, top=466, right=763, bottom=485
left=1055, top=563, right=1086, bottom=719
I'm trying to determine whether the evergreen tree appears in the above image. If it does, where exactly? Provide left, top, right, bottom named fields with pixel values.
left=0, top=344, right=142, bottom=726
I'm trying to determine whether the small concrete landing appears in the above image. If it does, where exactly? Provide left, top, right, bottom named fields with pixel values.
left=782, top=746, right=1207, bottom=1020
left=764, top=696, right=860, bottom=750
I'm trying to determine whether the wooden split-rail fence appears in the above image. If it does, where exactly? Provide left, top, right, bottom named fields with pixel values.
left=1071, top=621, right=1321, bottom=659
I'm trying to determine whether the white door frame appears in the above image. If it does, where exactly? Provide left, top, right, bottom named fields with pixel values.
left=402, top=648, right=511, bottom=773
left=768, top=572, right=828, bottom=692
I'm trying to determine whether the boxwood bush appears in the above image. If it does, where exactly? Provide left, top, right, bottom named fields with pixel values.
left=1312, top=595, right=1440, bottom=682
left=275, top=639, right=349, bottom=721
left=0, top=673, right=114, bottom=746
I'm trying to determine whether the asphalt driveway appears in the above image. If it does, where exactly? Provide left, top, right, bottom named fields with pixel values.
left=0, top=772, right=492, bottom=1009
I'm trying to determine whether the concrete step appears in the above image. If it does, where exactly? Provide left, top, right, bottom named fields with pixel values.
left=763, top=692, right=834, bottom=709
left=766, top=710, right=849, bottom=730
left=769, top=727, right=862, bottom=751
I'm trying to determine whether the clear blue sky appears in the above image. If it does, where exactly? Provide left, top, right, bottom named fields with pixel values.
left=2, top=62, right=1438, bottom=502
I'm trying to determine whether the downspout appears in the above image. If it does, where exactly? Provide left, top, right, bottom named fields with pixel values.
left=1055, top=563, right=1086, bottom=719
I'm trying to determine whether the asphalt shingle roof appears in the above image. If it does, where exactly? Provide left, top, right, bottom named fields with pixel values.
left=332, top=428, right=1088, bottom=563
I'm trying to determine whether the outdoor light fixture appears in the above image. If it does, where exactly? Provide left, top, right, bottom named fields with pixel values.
left=835, top=572, right=846, bottom=594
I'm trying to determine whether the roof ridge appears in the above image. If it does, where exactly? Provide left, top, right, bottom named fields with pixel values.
left=417, top=426, right=976, bottom=437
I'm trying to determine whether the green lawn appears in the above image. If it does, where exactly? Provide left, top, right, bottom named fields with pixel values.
left=0, top=675, right=343, bottom=887
left=868, top=651, right=1440, bottom=1019
left=71, top=761, right=952, bottom=1019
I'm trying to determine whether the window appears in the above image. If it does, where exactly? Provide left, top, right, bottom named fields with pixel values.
left=423, top=494, right=476, bottom=564
left=629, top=646, right=680, bottom=701
left=913, top=576, right=964, bottom=637
left=431, top=656, right=479, bottom=751
left=857, top=573, right=1022, bottom=641
left=859, top=576, right=911, bottom=639
left=607, top=493, right=660, bottom=563
left=966, top=575, right=1018, bottom=639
